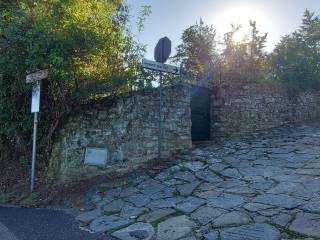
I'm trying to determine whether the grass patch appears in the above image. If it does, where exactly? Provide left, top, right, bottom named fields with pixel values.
left=285, top=229, right=308, bottom=239
left=126, top=180, right=139, bottom=188
left=173, top=209, right=190, bottom=217
left=19, top=192, right=41, bottom=206
left=0, top=192, right=17, bottom=204
left=172, top=190, right=180, bottom=197
left=202, top=159, right=209, bottom=165
left=288, top=212, right=297, bottom=225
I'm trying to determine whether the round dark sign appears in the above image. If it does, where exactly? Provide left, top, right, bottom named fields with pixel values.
left=154, top=37, right=172, bottom=63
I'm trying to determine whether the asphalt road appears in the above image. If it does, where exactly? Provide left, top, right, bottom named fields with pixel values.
left=0, top=206, right=111, bottom=240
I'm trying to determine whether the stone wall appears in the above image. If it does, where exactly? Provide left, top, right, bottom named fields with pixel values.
left=48, top=79, right=320, bottom=182
left=211, top=82, right=320, bottom=137
left=48, top=84, right=192, bottom=182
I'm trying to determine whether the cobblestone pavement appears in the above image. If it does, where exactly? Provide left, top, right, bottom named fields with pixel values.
left=76, top=122, right=320, bottom=240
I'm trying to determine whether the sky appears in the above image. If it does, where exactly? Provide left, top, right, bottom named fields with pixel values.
left=127, top=0, right=320, bottom=60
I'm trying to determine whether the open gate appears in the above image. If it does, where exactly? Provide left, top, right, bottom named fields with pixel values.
left=191, top=86, right=211, bottom=141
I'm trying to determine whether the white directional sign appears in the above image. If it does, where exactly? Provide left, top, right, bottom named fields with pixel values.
left=31, top=82, right=40, bottom=113
left=26, top=69, right=48, bottom=83
left=142, top=59, right=180, bottom=75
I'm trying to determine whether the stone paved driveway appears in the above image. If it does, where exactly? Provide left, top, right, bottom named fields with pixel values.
left=76, top=122, right=320, bottom=240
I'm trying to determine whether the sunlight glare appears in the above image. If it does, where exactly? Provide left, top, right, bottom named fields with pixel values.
left=232, top=28, right=248, bottom=42
left=212, top=6, right=271, bottom=43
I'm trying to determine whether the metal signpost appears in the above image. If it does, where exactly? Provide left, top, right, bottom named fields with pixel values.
left=141, top=37, right=180, bottom=160
left=26, top=69, right=48, bottom=192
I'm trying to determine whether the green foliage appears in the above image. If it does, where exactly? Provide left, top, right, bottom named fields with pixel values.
left=270, top=10, right=320, bottom=93
left=173, top=19, right=269, bottom=84
left=0, top=0, right=144, bottom=168
left=175, top=10, right=319, bottom=92
left=0, top=192, right=17, bottom=204
left=19, top=192, right=40, bottom=206
left=220, top=21, right=269, bottom=82
left=172, top=19, right=218, bottom=81
left=136, top=5, right=152, bottom=33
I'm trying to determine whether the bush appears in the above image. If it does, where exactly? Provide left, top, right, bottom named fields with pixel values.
left=270, top=10, right=320, bottom=93
left=0, top=0, right=143, bottom=172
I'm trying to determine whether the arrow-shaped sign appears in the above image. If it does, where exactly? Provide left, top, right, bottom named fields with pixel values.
left=142, top=59, right=180, bottom=75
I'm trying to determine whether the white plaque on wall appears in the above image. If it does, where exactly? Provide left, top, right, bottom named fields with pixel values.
left=84, top=148, right=107, bottom=166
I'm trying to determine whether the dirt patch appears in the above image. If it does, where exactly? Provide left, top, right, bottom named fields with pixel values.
left=0, top=156, right=29, bottom=192
left=0, top=155, right=184, bottom=208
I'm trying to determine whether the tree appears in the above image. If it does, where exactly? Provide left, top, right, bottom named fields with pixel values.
left=173, top=19, right=269, bottom=84
left=0, top=0, right=143, bottom=171
left=172, top=19, right=218, bottom=81
left=270, top=10, right=320, bottom=93
left=221, top=21, right=268, bottom=82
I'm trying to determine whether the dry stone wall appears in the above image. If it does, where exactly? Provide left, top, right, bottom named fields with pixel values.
left=48, top=84, right=192, bottom=182
left=48, top=79, right=320, bottom=183
left=211, top=82, right=320, bottom=137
